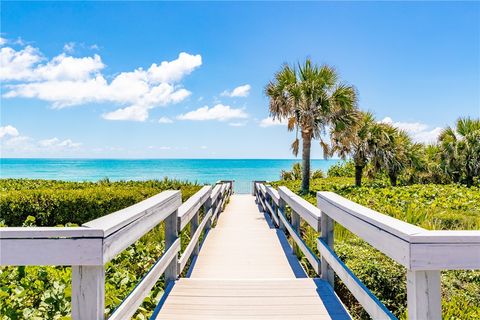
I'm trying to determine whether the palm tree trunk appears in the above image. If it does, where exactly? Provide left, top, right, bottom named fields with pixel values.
left=354, top=165, right=364, bottom=187
left=389, top=172, right=397, bottom=186
left=465, top=174, right=474, bottom=187
left=301, top=133, right=311, bottom=194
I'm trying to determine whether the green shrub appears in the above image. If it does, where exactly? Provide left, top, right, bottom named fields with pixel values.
left=279, top=163, right=324, bottom=181
left=0, top=178, right=202, bottom=319
left=311, top=169, right=324, bottom=179
left=335, top=239, right=407, bottom=319
left=0, top=178, right=200, bottom=227
left=271, top=177, right=480, bottom=319
left=280, top=163, right=302, bottom=180
left=327, top=160, right=355, bottom=177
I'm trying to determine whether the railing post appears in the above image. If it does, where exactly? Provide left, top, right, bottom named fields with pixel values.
left=291, top=210, right=301, bottom=257
left=165, top=209, right=178, bottom=283
left=320, top=211, right=334, bottom=288
left=191, top=210, right=200, bottom=256
left=204, top=196, right=212, bottom=231
left=272, top=201, right=279, bottom=228
left=264, top=192, right=270, bottom=216
left=72, top=265, right=105, bottom=320
left=407, top=270, right=441, bottom=320
left=278, top=197, right=287, bottom=233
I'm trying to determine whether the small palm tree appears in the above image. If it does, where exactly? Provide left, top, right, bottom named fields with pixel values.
left=265, top=59, right=358, bottom=193
left=329, top=111, right=374, bottom=187
left=439, top=117, right=480, bottom=186
left=370, top=124, right=412, bottom=186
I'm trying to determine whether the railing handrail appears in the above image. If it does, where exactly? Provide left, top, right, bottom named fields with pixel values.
left=0, top=226, right=103, bottom=238
left=0, top=181, right=233, bottom=320
left=254, top=182, right=480, bottom=320
left=84, top=190, right=181, bottom=237
left=178, top=185, right=212, bottom=230
left=278, top=186, right=321, bottom=231
left=318, top=191, right=425, bottom=241
left=317, top=191, right=480, bottom=270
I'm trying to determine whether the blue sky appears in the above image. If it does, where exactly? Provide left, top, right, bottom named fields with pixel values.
left=1, top=1, right=479, bottom=158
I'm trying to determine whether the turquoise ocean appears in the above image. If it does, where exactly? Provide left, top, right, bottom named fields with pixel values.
left=0, top=158, right=341, bottom=193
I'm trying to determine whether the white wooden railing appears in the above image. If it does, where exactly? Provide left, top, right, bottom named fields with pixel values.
left=254, top=182, right=480, bottom=320
left=0, top=181, right=233, bottom=320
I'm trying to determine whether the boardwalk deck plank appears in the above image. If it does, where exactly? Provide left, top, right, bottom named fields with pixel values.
left=154, top=195, right=350, bottom=319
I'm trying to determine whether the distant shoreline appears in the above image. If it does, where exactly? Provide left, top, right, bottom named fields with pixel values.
left=1, top=157, right=343, bottom=161
left=0, top=159, right=342, bottom=189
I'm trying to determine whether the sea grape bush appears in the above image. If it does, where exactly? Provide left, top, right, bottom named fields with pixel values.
left=0, top=178, right=201, bottom=319
left=272, top=177, right=480, bottom=319
left=0, top=178, right=200, bottom=227
left=327, top=160, right=356, bottom=177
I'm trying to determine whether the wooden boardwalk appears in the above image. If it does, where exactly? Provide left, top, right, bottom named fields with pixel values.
left=154, top=195, right=350, bottom=319
left=3, top=181, right=478, bottom=319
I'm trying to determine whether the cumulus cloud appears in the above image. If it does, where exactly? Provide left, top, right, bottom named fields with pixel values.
left=177, top=104, right=248, bottom=121
left=221, top=84, right=251, bottom=97
left=229, top=121, right=247, bottom=127
left=63, top=42, right=76, bottom=53
left=259, top=116, right=288, bottom=128
left=147, top=52, right=202, bottom=83
left=1, top=125, right=81, bottom=154
left=158, top=116, right=174, bottom=124
left=1, top=40, right=202, bottom=121
left=0, top=125, right=19, bottom=138
left=38, top=137, right=82, bottom=148
left=380, top=117, right=442, bottom=143
left=0, top=45, right=44, bottom=81
left=0, top=37, right=7, bottom=46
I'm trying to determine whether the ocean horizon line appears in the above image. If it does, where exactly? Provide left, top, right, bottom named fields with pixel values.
left=0, top=157, right=343, bottom=161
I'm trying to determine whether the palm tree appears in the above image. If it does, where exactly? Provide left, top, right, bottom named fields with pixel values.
left=370, top=124, right=412, bottom=186
left=329, top=111, right=374, bottom=187
left=265, top=59, right=358, bottom=193
left=405, top=144, right=449, bottom=184
left=439, top=117, right=480, bottom=186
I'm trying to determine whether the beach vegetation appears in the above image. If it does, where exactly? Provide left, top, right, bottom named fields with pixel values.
left=0, top=178, right=201, bottom=319
left=280, top=163, right=324, bottom=180
left=270, top=176, right=480, bottom=319
left=265, top=58, right=358, bottom=193
left=439, top=117, right=480, bottom=187
left=328, top=111, right=376, bottom=186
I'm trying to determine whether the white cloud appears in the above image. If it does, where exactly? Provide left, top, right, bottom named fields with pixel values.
left=0, top=37, right=6, bottom=46
left=0, top=125, right=19, bottom=138
left=2, top=136, right=33, bottom=152
left=200, top=145, right=207, bottom=149
left=147, top=145, right=171, bottom=150
left=158, top=116, right=173, bottom=124
left=177, top=104, right=248, bottom=121
left=380, top=117, right=442, bottom=143
left=38, top=137, right=81, bottom=148
left=259, top=116, right=288, bottom=128
left=0, top=45, right=44, bottom=81
left=13, top=37, right=27, bottom=46
left=1, top=42, right=202, bottom=121
left=221, top=84, right=251, bottom=97
left=147, top=52, right=201, bottom=83
left=1, top=125, right=82, bottom=154
left=229, top=121, right=247, bottom=127
left=102, top=105, right=150, bottom=121
left=63, top=42, right=75, bottom=53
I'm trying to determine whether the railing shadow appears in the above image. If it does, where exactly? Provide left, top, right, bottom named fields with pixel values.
left=274, top=227, right=308, bottom=278
left=149, top=280, right=175, bottom=320
left=313, top=278, right=351, bottom=320
left=184, top=227, right=211, bottom=278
